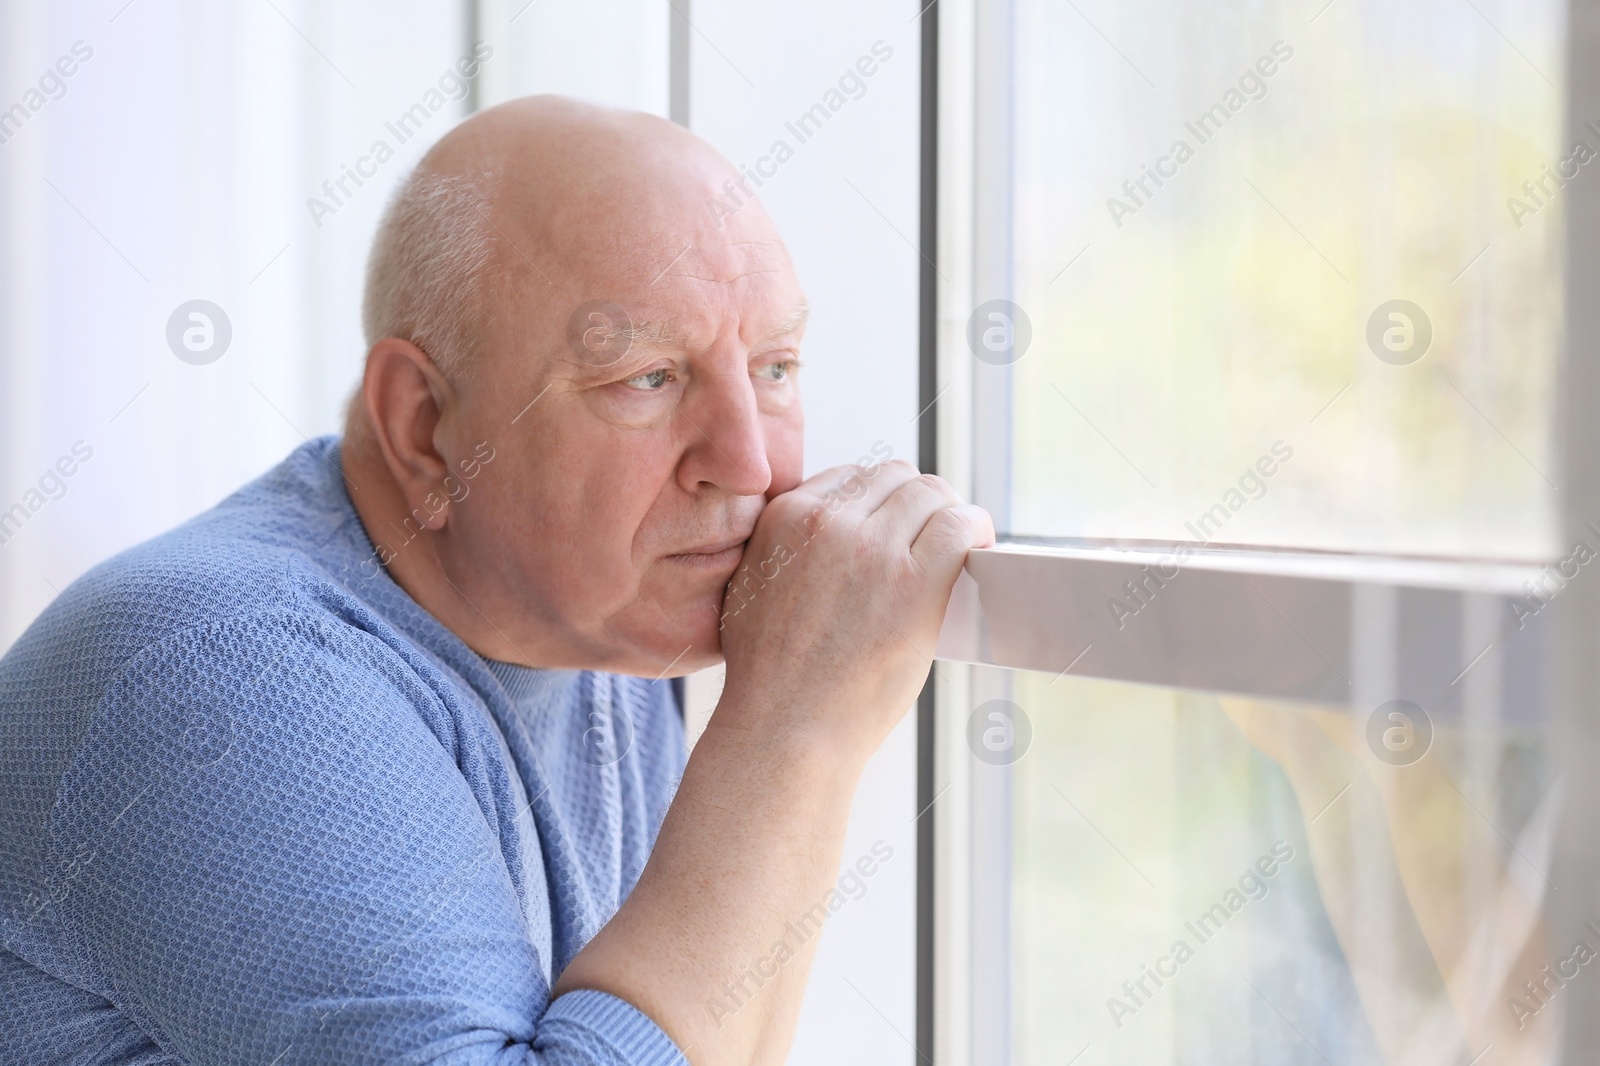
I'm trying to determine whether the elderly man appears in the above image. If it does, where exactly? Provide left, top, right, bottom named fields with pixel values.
left=0, top=97, right=991, bottom=1064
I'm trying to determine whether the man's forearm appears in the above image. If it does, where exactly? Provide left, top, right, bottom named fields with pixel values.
left=553, top=460, right=990, bottom=1062
left=553, top=684, right=871, bottom=1064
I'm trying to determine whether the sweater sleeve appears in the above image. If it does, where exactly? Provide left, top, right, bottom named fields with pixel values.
left=45, top=612, right=685, bottom=1066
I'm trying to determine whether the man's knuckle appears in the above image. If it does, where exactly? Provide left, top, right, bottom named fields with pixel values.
left=927, top=507, right=971, bottom=548
left=849, top=526, right=887, bottom=566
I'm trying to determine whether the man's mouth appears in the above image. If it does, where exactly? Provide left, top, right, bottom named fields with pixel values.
left=665, top=536, right=749, bottom=570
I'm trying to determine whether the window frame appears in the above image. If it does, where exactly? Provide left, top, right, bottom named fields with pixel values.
left=922, top=0, right=1600, bottom=1061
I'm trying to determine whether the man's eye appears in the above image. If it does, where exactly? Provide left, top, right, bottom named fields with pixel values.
left=623, top=368, right=670, bottom=390
left=755, top=361, right=792, bottom=382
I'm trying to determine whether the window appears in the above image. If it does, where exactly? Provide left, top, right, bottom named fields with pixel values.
left=999, top=0, right=1563, bottom=559
left=928, top=1, right=1598, bottom=1063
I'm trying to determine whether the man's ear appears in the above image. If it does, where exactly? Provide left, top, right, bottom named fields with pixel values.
left=360, top=337, right=455, bottom=530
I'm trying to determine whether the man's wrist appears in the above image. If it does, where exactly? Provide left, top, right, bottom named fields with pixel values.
left=702, top=675, right=879, bottom=782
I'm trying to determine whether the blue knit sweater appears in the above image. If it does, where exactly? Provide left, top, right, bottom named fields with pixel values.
left=0, top=437, right=688, bottom=1065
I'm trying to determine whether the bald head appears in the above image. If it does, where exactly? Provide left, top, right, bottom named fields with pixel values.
left=360, top=95, right=788, bottom=387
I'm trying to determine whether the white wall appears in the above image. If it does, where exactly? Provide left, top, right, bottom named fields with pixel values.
left=476, top=0, right=669, bottom=114
left=0, top=0, right=471, bottom=646
left=684, top=3, right=925, bottom=1062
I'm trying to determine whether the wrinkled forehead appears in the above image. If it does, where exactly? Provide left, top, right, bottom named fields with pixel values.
left=632, top=235, right=803, bottom=343
left=574, top=224, right=797, bottom=302
left=555, top=239, right=807, bottom=374
left=436, top=102, right=806, bottom=370
left=498, top=173, right=804, bottom=360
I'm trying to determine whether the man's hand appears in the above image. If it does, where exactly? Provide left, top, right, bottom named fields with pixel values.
left=718, top=460, right=995, bottom=758
left=554, top=461, right=991, bottom=1065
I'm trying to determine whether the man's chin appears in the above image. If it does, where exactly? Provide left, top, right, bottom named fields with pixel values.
left=610, top=593, right=726, bottom=678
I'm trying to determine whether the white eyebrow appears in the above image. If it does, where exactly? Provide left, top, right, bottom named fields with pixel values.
left=614, top=301, right=809, bottom=351
left=763, top=301, right=809, bottom=340
left=614, top=320, right=678, bottom=347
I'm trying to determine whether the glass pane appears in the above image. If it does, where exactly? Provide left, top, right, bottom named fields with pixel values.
left=1003, top=0, right=1563, bottom=559
left=995, top=666, right=1557, bottom=1065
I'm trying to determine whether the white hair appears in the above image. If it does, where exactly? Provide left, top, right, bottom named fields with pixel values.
left=361, top=166, right=497, bottom=381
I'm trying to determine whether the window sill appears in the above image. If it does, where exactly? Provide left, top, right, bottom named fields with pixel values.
left=936, top=542, right=1546, bottom=706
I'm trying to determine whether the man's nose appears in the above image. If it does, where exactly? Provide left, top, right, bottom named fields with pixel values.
left=676, top=366, right=772, bottom=497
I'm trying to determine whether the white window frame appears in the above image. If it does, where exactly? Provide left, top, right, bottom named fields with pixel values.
left=925, top=0, right=1600, bottom=1061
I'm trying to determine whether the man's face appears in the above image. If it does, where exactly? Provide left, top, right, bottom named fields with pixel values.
left=448, top=194, right=806, bottom=678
